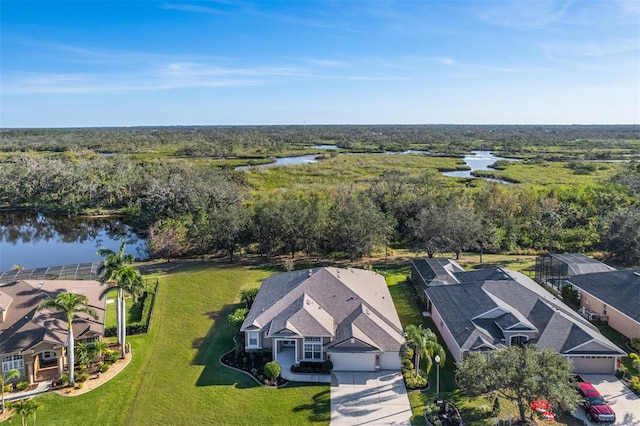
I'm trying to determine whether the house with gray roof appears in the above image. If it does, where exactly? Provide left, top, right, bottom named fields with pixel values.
left=534, top=253, right=615, bottom=291
left=240, top=267, right=404, bottom=373
left=567, top=269, right=640, bottom=340
left=413, top=259, right=626, bottom=374
left=0, top=280, right=106, bottom=384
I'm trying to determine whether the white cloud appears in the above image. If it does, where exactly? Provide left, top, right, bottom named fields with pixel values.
left=539, top=38, right=640, bottom=58
left=477, top=0, right=574, bottom=30
left=160, top=3, right=234, bottom=16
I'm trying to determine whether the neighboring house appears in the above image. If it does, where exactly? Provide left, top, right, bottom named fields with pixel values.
left=567, top=270, right=640, bottom=340
left=0, top=280, right=106, bottom=384
left=240, top=267, right=404, bottom=373
left=412, top=258, right=626, bottom=374
left=534, top=253, right=615, bottom=291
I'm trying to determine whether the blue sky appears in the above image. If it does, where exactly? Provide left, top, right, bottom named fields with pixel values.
left=1, top=0, right=638, bottom=127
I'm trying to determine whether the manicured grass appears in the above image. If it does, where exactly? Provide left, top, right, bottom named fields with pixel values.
left=5, top=263, right=329, bottom=425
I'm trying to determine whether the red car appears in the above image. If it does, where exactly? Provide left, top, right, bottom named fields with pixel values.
left=578, top=382, right=616, bottom=423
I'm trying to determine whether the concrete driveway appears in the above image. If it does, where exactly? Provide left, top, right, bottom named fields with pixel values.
left=574, top=375, right=640, bottom=426
left=330, top=371, right=412, bottom=425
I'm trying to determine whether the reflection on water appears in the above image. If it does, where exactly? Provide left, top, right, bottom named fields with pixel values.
left=0, top=211, right=145, bottom=271
left=310, top=145, right=339, bottom=150
left=236, top=155, right=319, bottom=170
left=443, top=151, right=516, bottom=182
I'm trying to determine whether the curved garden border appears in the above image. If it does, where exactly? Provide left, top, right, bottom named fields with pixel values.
left=218, top=346, right=289, bottom=388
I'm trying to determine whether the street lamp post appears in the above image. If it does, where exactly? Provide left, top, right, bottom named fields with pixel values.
left=434, top=354, right=441, bottom=401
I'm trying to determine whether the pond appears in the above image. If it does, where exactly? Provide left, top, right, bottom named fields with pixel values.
left=0, top=210, right=145, bottom=272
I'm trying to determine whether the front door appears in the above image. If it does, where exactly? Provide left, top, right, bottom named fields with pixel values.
left=39, top=351, right=57, bottom=367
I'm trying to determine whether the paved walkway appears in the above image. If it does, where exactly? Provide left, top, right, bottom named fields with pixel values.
left=278, top=348, right=331, bottom=383
left=331, top=371, right=412, bottom=425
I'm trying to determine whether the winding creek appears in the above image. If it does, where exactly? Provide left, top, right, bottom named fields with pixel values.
left=238, top=148, right=515, bottom=184
left=1, top=150, right=515, bottom=271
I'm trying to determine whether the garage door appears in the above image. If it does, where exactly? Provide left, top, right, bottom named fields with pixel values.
left=330, top=353, right=376, bottom=371
left=570, top=356, right=615, bottom=374
left=379, top=352, right=401, bottom=370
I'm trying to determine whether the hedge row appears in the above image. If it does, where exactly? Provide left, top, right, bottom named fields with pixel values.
left=104, top=283, right=157, bottom=337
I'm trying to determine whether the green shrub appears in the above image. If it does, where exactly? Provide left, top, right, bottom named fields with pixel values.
left=15, top=381, right=29, bottom=391
left=264, top=361, right=281, bottom=383
left=630, top=376, right=640, bottom=394
left=76, top=382, right=84, bottom=389
left=105, top=349, right=119, bottom=363
left=100, top=364, right=110, bottom=373
left=321, top=359, right=333, bottom=373
left=104, top=326, right=117, bottom=337
left=631, top=338, right=640, bottom=352
left=561, top=285, right=580, bottom=307
left=403, top=369, right=428, bottom=389
left=401, top=358, right=414, bottom=373
left=75, top=372, right=89, bottom=383
left=60, top=374, right=69, bottom=385
left=492, top=397, right=501, bottom=416
left=3, top=384, right=13, bottom=393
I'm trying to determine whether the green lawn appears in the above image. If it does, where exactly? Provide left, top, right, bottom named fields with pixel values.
left=6, top=263, right=329, bottom=425
left=6, top=256, right=587, bottom=425
left=380, top=263, right=536, bottom=426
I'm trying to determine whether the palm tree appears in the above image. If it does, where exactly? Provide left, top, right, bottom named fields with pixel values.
left=1, top=369, right=20, bottom=414
left=10, top=398, right=42, bottom=426
left=37, top=292, right=98, bottom=386
left=98, top=241, right=144, bottom=359
left=92, top=340, right=108, bottom=360
left=403, top=324, right=446, bottom=378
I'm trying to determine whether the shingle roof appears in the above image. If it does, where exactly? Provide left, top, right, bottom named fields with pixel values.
left=241, top=267, right=404, bottom=352
left=412, top=258, right=463, bottom=286
left=568, top=269, right=640, bottom=322
left=426, top=268, right=625, bottom=357
left=0, top=280, right=106, bottom=356
left=0, top=290, right=13, bottom=312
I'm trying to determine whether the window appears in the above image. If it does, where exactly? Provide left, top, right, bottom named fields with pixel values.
left=510, top=335, right=528, bottom=347
left=40, top=351, right=56, bottom=361
left=84, top=337, right=97, bottom=345
left=2, top=355, right=24, bottom=374
left=304, top=337, right=322, bottom=360
left=602, top=304, right=608, bottom=315
left=247, top=331, right=260, bottom=348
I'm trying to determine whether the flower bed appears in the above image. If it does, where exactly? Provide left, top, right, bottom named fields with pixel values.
left=424, top=399, right=462, bottom=426
left=220, top=349, right=287, bottom=386
left=290, top=361, right=332, bottom=375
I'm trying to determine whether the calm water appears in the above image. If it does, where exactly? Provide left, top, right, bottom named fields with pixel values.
left=442, top=151, right=515, bottom=180
left=310, top=144, right=339, bottom=150
left=0, top=211, right=145, bottom=271
left=236, top=154, right=320, bottom=170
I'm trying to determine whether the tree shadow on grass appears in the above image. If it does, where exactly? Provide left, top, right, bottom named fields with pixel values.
left=191, top=302, right=258, bottom=389
left=292, top=387, right=331, bottom=423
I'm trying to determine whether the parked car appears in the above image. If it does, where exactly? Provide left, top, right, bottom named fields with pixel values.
left=578, top=382, right=616, bottom=423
